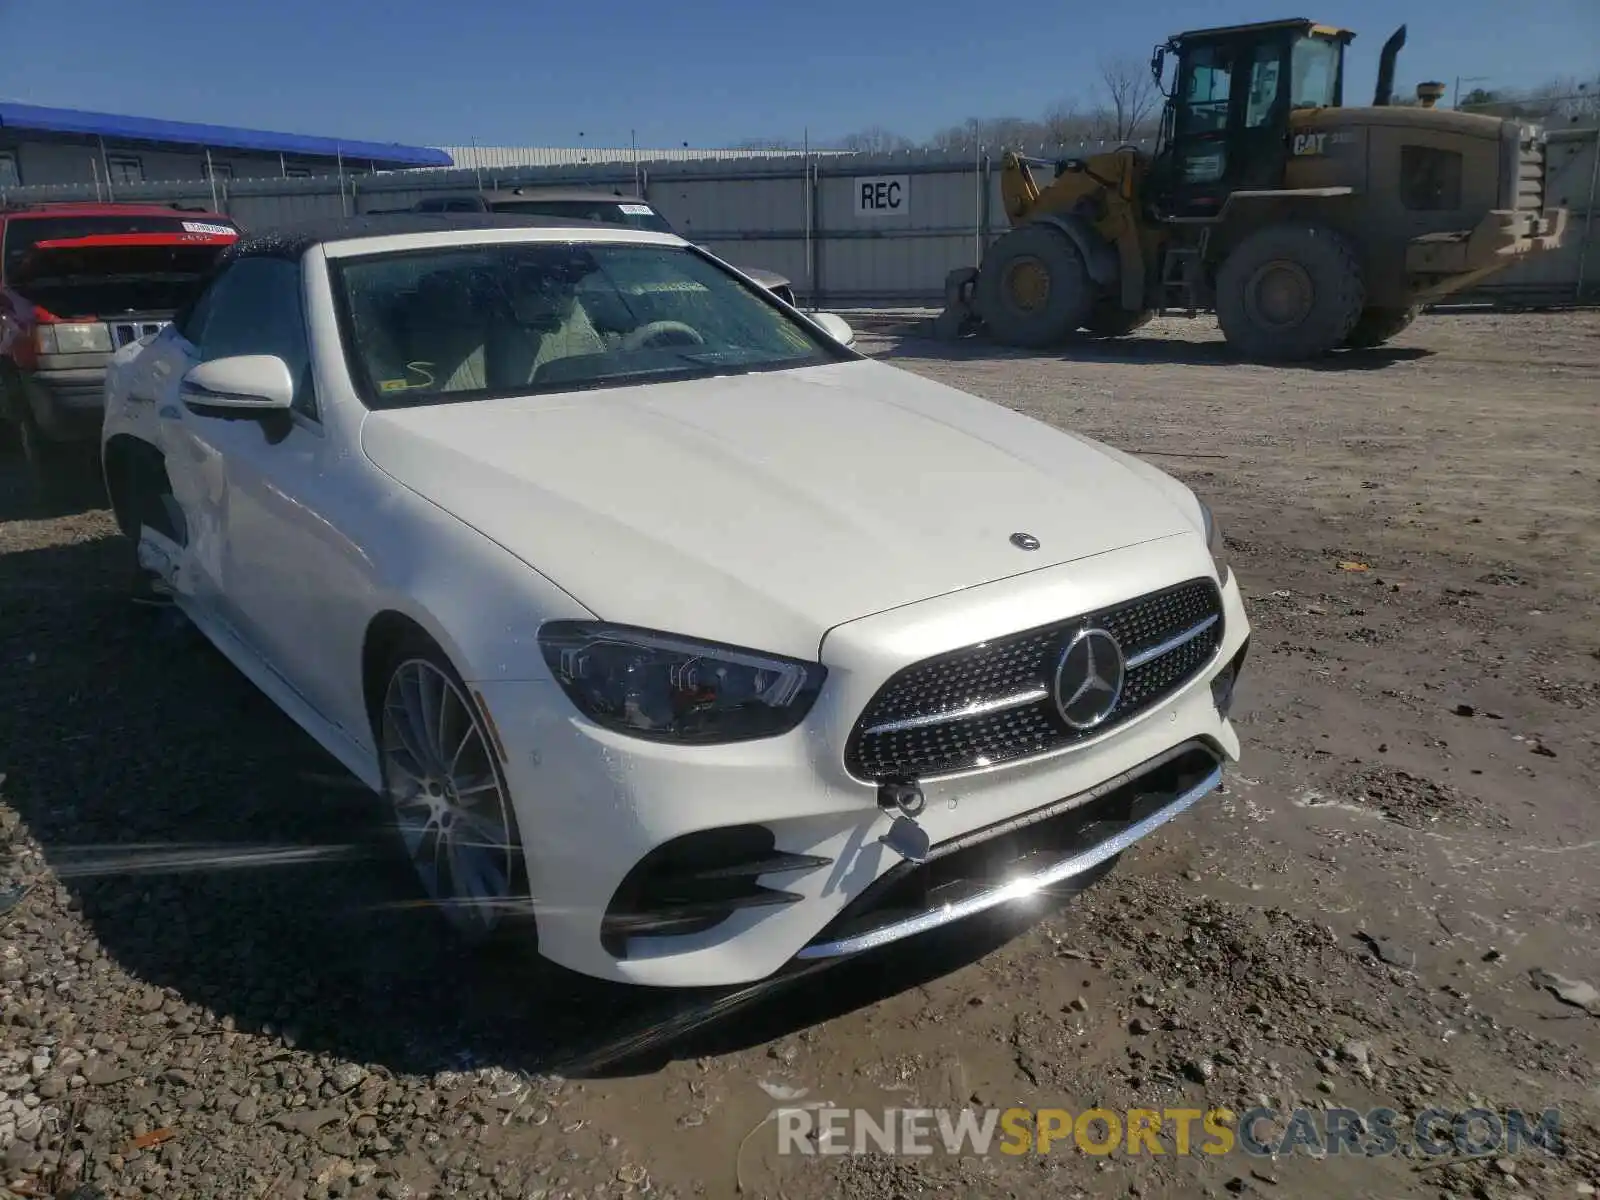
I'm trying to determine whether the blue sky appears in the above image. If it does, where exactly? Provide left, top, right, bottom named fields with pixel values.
left=3, top=0, right=1595, bottom=148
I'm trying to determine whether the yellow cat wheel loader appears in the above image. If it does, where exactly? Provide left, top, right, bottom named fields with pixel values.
left=935, top=19, right=1568, bottom=360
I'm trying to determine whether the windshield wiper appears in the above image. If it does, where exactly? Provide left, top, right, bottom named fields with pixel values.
left=524, top=362, right=728, bottom=395
left=662, top=350, right=758, bottom=375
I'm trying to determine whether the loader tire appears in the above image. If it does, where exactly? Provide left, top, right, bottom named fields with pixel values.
left=1215, top=223, right=1365, bottom=361
left=974, top=223, right=1097, bottom=348
left=1342, top=305, right=1419, bottom=349
left=1083, top=303, right=1154, bottom=339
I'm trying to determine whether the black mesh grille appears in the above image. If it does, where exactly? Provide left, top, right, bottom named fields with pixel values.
left=110, top=320, right=168, bottom=350
left=846, top=579, right=1223, bottom=781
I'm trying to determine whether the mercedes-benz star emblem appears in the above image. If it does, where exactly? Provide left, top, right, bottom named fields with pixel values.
left=1053, top=627, right=1125, bottom=730
left=1010, top=532, right=1041, bottom=551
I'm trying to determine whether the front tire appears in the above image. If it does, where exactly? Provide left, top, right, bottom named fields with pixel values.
left=14, top=406, right=104, bottom=506
left=1215, top=223, right=1365, bottom=361
left=376, top=637, right=532, bottom=948
left=17, top=409, right=79, bottom=498
left=975, top=223, right=1097, bottom=348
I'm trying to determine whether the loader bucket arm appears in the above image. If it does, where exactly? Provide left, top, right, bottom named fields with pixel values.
left=999, top=152, right=1045, bottom=224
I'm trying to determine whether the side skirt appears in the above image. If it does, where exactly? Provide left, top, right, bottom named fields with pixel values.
left=176, top=596, right=384, bottom=793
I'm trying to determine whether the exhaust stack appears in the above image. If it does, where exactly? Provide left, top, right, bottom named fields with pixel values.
left=1373, top=24, right=1408, bottom=106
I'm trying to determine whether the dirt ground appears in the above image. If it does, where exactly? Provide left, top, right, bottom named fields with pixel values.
left=1, top=310, right=1597, bottom=1200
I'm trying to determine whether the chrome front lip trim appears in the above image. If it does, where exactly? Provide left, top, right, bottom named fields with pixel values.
left=861, top=687, right=1049, bottom=736
left=1124, top=613, right=1220, bottom=669
left=796, top=762, right=1223, bottom=960
left=857, top=614, right=1220, bottom=738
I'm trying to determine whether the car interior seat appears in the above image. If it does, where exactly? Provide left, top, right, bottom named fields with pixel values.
left=404, top=270, right=492, bottom=392
left=345, top=290, right=414, bottom=393
left=504, top=265, right=609, bottom=385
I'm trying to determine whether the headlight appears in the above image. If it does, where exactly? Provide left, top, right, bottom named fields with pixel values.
left=1199, top=500, right=1231, bottom=584
left=537, top=622, right=826, bottom=743
left=35, top=322, right=114, bottom=355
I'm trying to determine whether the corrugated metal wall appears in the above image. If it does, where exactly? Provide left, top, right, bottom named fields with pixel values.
left=4, top=132, right=1595, bottom=307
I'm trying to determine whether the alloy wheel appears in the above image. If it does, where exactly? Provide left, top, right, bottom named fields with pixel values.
left=380, top=658, right=518, bottom=939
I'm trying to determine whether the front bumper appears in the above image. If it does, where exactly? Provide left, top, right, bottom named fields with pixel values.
left=21, top=362, right=110, bottom=441
left=476, top=537, right=1250, bottom=988
left=798, top=740, right=1224, bottom=959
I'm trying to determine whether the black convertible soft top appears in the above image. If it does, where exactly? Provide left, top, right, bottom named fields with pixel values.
left=228, top=212, right=616, bottom=261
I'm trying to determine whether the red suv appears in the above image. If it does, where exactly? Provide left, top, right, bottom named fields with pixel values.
left=0, top=202, right=238, bottom=488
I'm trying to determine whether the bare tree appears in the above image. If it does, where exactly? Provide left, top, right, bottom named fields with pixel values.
left=1091, top=56, right=1162, bottom=142
left=1041, top=102, right=1094, bottom=146
left=837, top=126, right=916, bottom=154
left=1455, top=76, right=1599, bottom=126
left=1519, top=76, right=1600, bottom=125
left=955, top=116, right=1054, bottom=150
left=818, top=64, right=1594, bottom=160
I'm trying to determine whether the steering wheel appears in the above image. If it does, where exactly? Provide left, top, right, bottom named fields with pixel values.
left=621, top=320, right=706, bottom=352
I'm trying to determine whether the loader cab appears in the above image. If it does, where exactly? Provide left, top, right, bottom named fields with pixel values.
left=1150, top=19, right=1353, bottom=218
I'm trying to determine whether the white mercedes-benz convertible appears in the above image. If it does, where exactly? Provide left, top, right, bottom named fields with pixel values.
left=101, top=213, right=1250, bottom=988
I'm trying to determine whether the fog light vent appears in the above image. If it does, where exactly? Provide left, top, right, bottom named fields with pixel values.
left=1212, top=638, right=1249, bottom=718
left=601, top=825, right=830, bottom=957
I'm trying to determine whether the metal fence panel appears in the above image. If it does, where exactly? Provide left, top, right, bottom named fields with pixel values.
left=698, top=238, right=811, bottom=289
left=228, top=186, right=349, bottom=226
left=819, top=233, right=976, bottom=302
left=654, top=173, right=810, bottom=240
left=3, top=133, right=1594, bottom=306
left=820, top=165, right=969, bottom=233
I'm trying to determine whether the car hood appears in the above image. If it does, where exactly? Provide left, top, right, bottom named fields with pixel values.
left=688, top=244, right=789, bottom=291
left=359, top=359, right=1198, bottom=659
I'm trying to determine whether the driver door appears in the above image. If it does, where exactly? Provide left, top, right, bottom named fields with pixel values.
left=1167, top=34, right=1291, bottom=217
left=133, top=271, right=238, bottom=622
left=1168, top=41, right=1238, bottom=217
left=167, top=256, right=368, bottom=734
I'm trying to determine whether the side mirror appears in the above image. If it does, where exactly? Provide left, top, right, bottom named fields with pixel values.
left=181, top=355, right=295, bottom=416
left=811, top=312, right=856, bottom=347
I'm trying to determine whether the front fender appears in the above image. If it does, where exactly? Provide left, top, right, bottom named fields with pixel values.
left=1032, top=213, right=1120, bottom=290
left=353, top=458, right=596, bottom=690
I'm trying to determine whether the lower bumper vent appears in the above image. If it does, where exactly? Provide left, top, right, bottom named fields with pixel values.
left=602, top=826, right=829, bottom=957
left=802, top=743, right=1222, bottom=958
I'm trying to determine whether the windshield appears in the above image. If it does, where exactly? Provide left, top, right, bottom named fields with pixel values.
left=1290, top=35, right=1341, bottom=109
left=333, top=241, right=847, bottom=408
left=487, top=199, right=678, bottom=236
left=2, top=214, right=236, bottom=282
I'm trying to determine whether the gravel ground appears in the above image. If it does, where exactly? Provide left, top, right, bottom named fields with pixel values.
left=2, top=310, right=1598, bottom=1200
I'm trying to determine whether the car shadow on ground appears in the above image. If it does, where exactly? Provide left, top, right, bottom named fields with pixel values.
left=0, top=446, right=111, bottom=524
left=0, top=530, right=1101, bottom=1082
left=851, top=319, right=1435, bottom=372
